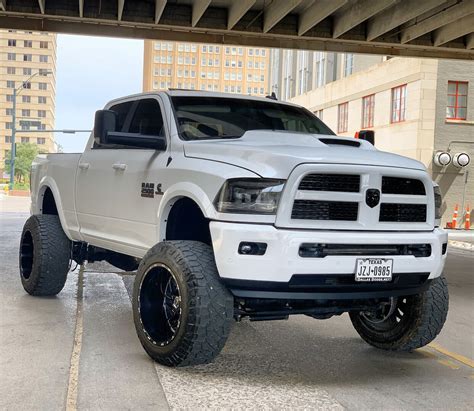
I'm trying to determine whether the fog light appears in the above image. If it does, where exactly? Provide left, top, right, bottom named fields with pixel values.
left=238, top=242, right=267, bottom=255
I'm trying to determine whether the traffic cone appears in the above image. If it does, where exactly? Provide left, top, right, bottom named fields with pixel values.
left=465, top=204, right=471, bottom=230
left=451, top=204, right=459, bottom=229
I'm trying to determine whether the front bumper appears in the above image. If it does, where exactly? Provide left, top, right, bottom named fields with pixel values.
left=210, top=222, right=447, bottom=298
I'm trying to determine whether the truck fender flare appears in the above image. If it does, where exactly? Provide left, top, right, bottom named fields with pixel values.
left=157, top=182, right=216, bottom=242
left=37, top=176, right=74, bottom=240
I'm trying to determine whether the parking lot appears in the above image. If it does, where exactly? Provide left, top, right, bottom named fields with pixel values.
left=1, top=195, right=473, bottom=410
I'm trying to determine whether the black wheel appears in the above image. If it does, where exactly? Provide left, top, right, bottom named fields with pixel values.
left=19, top=214, right=71, bottom=296
left=350, top=276, right=449, bottom=351
left=132, top=241, right=234, bottom=367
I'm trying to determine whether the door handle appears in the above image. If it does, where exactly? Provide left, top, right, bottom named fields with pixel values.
left=78, top=162, right=90, bottom=170
left=112, top=163, right=127, bottom=171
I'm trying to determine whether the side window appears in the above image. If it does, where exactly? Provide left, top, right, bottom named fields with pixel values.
left=110, top=101, right=134, bottom=132
left=129, top=99, right=164, bottom=136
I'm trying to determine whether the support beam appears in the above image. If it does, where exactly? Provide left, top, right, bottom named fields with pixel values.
left=118, top=0, right=124, bottom=21
left=467, top=33, right=474, bottom=49
left=332, top=0, right=396, bottom=38
left=367, top=0, right=446, bottom=41
left=298, top=0, right=346, bottom=36
left=37, top=0, right=45, bottom=14
left=401, top=0, right=474, bottom=44
left=78, top=0, right=83, bottom=18
left=263, top=0, right=302, bottom=33
left=0, top=0, right=6, bottom=12
left=155, top=0, right=166, bottom=24
left=433, top=14, right=474, bottom=46
left=192, top=0, right=211, bottom=27
left=228, top=0, right=255, bottom=30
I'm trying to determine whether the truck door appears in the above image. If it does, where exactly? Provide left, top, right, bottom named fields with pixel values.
left=103, top=97, right=169, bottom=254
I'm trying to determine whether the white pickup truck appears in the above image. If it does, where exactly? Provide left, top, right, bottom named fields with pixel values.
left=22, top=90, right=448, bottom=367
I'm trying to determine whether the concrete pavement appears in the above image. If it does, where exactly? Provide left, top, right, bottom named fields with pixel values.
left=1, top=196, right=473, bottom=410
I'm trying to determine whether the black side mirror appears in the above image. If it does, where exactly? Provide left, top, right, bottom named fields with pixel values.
left=94, top=110, right=117, bottom=145
left=357, top=130, right=375, bottom=145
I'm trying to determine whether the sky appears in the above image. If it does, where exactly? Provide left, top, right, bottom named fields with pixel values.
left=54, top=35, right=143, bottom=152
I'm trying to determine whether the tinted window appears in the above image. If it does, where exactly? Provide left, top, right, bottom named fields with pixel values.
left=110, top=101, right=134, bottom=132
left=129, top=99, right=164, bottom=136
left=171, top=97, right=334, bottom=140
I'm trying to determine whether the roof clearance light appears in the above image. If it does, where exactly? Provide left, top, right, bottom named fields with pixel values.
left=452, top=152, right=470, bottom=168
left=433, top=151, right=451, bottom=167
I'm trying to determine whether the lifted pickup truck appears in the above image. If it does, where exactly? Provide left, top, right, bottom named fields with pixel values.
left=22, top=90, right=448, bottom=367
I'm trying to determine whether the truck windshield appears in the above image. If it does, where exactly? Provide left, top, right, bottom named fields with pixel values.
left=171, top=96, right=335, bottom=140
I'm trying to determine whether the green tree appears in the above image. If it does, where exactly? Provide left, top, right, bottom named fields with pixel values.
left=4, top=143, right=42, bottom=184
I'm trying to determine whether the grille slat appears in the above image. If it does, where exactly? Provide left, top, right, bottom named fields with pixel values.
left=380, top=203, right=427, bottom=222
left=382, top=177, right=425, bottom=195
left=299, top=174, right=360, bottom=192
left=292, top=200, right=358, bottom=221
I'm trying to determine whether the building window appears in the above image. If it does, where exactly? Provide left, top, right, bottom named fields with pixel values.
left=39, top=82, right=47, bottom=90
left=8, top=39, right=16, bottom=47
left=21, top=137, right=30, bottom=143
left=5, top=136, right=12, bottom=144
left=23, top=82, right=31, bottom=89
left=7, top=80, right=15, bottom=88
left=39, top=55, right=48, bottom=63
left=38, top=110, right=46, bottom=118
left=40, top=41, right=48, bottom=49
left=37, top=138, right=46, bottom=145
left=22, top=96, right=31, bottom=103
left=7, top=53, right=16, bottom=61
left=6, top=108, right=14, bottom=116
left=6, top=122, right=13, bottom=130
left=391, top=84, right=407, bottom=123
left=7, top=67, right=16, bottom=75
left=362, top=94, right=375, bottom=128
left=38, top=96, right=47, bottom=104
left=344, top=53, right=354, bottom=77
left=338, top=102, right=349, bottom=133
left=23, top=54, right=32, bottom=62
left=22, top=109, right=31, bottom=117
left=23, top=68, right=32, bottom=75
left=446, top=81, right=468, bottom=120
left=24, top=40, right=32, bottom=48
left=314, top=109, right=323, bottom=120
left=7, top=95, right=14, bottom=102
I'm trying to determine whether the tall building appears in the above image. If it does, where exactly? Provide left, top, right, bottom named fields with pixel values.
left=271, top=50, right=474, bottom=227
left=0, top=29, right=57, bottom=178
left=143, top=40, right=270, bottom=96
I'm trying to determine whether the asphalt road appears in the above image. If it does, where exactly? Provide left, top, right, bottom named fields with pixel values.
left=1, top=200, right=473, bottom=410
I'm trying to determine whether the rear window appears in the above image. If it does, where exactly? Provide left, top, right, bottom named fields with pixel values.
left=171, top=96, right=334, bottom=140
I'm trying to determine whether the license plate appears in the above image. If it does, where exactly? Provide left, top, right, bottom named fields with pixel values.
left=355, top=258, right=393, bottom=282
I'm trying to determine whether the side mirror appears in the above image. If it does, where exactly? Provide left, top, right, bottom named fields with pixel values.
left=356, top=130, right=375, bottom=145
left=94, top=110, right=117, bottom=145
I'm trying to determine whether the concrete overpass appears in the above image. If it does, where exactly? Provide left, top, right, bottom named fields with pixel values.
left=0, top=0, right=473, bottom=59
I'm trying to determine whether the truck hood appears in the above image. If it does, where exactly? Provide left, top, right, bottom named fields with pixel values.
left=183, top=131, right=426, bottom=178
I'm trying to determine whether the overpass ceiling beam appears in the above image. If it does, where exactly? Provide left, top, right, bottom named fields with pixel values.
left=37, top=0, right=45, bottom=14
left=0, top=0, right=6, bottom=12
left=298, top=0, right=347, bottom=36
left=155, top=0, right=167, bottom=24
left=366, top=0, right=447, bottom=41
left=263, top=0, right=302, bottom=33
left=401, top=0, right=474, bottom=44
left=78, top=0, right=83, bottom=18
left=118, top=0, right=124, bottom=21
left=433, top=14, right=474, bottom=46
left=332, top=0, right=396, bottom=39
left=228, top=0, right=256, bottom=30
left=467, top=33, right=474, bottom=49
left=192, top=0, right=211, bottom=27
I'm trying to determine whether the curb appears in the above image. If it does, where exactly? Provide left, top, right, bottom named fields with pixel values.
left=448, top=240, right=474, bottom=251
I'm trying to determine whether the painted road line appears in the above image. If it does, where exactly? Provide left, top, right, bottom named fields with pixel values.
left=66, top=265, right=84, bottom=411
left=154, top=321, right=343, bottom=410
left=77, top=272, right=169, bottom=410
left=428, top=342, right=474, bottom=368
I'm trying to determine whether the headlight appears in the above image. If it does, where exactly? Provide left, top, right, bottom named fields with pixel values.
left=434, top=185, right=442, bottom=221
left=214, top=178, right=285, bottom=214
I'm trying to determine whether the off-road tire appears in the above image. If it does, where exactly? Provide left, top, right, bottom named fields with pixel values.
left=19, top=214, right=71, bottom=296
left=132, top=241, right=234, bottom=367
left=350, top=276, right=449, bottom=351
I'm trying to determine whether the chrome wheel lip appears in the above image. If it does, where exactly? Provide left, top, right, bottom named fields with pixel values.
left=137, top=262, right=182, bottom=347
